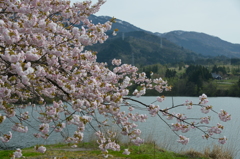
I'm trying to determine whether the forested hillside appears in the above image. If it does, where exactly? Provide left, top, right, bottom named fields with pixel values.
left=158, top=31, right=240, bottom=57
left=87, top=31, right=205, bottom=66
left=87, top=15, right=240, bottom=59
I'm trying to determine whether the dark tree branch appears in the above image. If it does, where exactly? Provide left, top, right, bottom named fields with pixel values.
left=46, top=77, right=70, bottom=98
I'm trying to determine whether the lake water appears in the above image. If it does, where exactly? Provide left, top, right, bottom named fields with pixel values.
left=1, top=96, right=240, bottom=158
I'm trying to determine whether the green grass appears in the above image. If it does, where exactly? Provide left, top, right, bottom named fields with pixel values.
left=107, top=144, right=189, bottom=159
left=214, top=77, right=237, bottom=90
left=215, top=82, right=232, bottom=90
left=0, top=150, right=14, bottom=159
left=0, top=142, right=215, bottom=159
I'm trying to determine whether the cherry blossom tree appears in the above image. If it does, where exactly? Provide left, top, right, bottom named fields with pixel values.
left=0, top=0, right=231, bottom=158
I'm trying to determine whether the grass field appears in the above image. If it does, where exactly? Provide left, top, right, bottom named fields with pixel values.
left=0, top=142, right=188, bottom=159
left=0, top=141, right=234, bottom=159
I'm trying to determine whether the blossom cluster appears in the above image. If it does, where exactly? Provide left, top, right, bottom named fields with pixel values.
left=95, top=130, right=120, bottom=157
left=12, top=148, right=23, bottom=159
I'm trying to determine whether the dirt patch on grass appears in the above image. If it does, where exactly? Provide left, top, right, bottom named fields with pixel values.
left=52, top=148, right=94, bottom=151
left=30, top=148, right=127, bottom=159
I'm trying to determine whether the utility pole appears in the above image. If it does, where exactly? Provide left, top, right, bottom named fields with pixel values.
left=132, top=52, right=134, bottom=66
left=160, top=37, right=163, bottom=48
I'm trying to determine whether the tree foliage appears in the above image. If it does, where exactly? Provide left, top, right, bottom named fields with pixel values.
left=212, top=65, right=227, bottom=75
left=185, top=65, right=212, bottom=94
left=165, top=68, right=177, bottom=78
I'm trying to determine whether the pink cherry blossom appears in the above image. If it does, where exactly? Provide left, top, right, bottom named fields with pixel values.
left=131, top=137, right=144, bottom=146
left=201, top=105, right=212, bottom=114
left=33, top=133, right=41, bottom=138
left=35, top=145, right=46, bottom=153
left=13, top=148, right=23, bottom=158
left=207, top=124, right=223, bottom=135
left=20, top=112, right=29, bottom=120
left=218, top=136, right=227, bottom=144
left=0, top=131, right=12, bottom=143
left=128, top=106, right=134, bottom=111
left=177, top=135, right=189, bottom=145
left=0, top=114, right=6, bottom=123
left=39, top=123, right=49, bottom=135
left=112, top=31, right=117, bottom=36
left=172, top=123, right=181, bottom=131
left=54, top=122, right=66, bottom=132
left=112, top=58, right=121, bottom=66
left=218, top=109, right=231, bottom=122
left=184, top=100, right=193, bottom=109
left=12, top=123, right=28, bottom=133
left=199, top=94, right=208, bottom=105
left=71, top=144, right=78, bottom=148
left=175, top=113, right=187, bottom=122
left=200, top=117, right=210, bottom=124
left=166, top=114, right=174, bottom=120
left=181, top=124, right=190, bottom=133
left=148, top=104, right=160, bottom=116
left=157, top=95, right=165, bottom=102
left=123, top=149, right=130, bottom=155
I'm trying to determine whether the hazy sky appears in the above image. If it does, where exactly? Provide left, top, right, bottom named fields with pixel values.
left=71, top=0, right=240, bottom=44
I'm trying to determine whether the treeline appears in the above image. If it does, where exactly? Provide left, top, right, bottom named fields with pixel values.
left=134, top=64, right=240, bottom=97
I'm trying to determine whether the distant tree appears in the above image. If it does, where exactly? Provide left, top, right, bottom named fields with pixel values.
left=237, top=78, right=240, bottom=88
left=141, top=64, right=161, bottom=78
left=202, top=82, right=218, bottom=96
left=165, top=68, right=177, bottom=78
left=212, top=65, right=218, bottom=73
left=186, top=65, right=212, bottom=94
left=212, top=65, right=227, bottom=75
left=179, top=65, right=182, bottom=70
left=231, top=58, right=240, bottom=65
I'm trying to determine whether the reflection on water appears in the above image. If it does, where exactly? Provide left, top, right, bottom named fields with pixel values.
left=1, top=96, right=240, bottom=158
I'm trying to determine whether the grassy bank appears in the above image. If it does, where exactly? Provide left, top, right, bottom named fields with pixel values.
left=0, top=141, right=233, bottom=159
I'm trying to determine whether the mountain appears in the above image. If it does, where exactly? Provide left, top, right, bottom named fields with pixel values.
left=86, top=15, right=240, bottom=63
left=89, top=15, right=145, bottom=32
left=158, top=31, right=240, bottom=58
left=87, top=31, right=205, bottom=66
left=86, top=15, right=205, bottom=65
